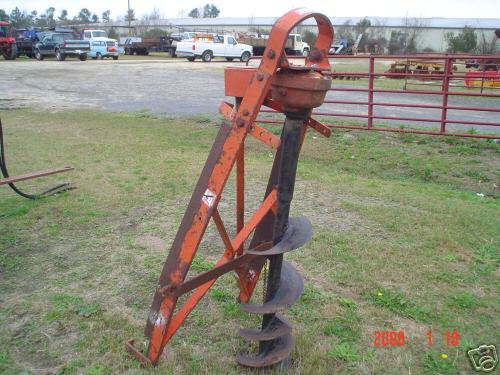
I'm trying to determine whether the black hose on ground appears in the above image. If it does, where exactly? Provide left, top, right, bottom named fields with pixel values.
left=0, top=119, right=71, bottom=199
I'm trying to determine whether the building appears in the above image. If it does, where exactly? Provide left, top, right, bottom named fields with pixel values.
left=99, top=16, right=500, bottom=53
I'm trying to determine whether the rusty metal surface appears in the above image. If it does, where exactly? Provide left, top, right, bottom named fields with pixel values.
left=241, top=261, right=304, bottom=314
left=245, top=217, right=312, bottom=256
left=157, top=189, right=279, bottom=355
left=144, top=121, right=231, bottom=339
left=239, top=313, right=292, bottom=341
left=249, top=124, right=281, bottom=149
left=177, top=253, right=255, bottom=296
left=238, top=314, right=292, bottom=341
left=270, top=70, right=332, bottom=112
left=125, top=340, right=152, bottom=367
left=224, top=66, right=257, bottom=98
left=236, top=333, right=294, bottom=368
left=0, top=167, right=73, bottom=186
left=307, top=117, right=332, bottom=137
left=220, top=100, right=282, bottom=149
left=223, top=68, right=334, bottom=113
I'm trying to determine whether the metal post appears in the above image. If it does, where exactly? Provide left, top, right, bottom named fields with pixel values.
left=403, top=57, right=409, bottom=91
left=235, top=97, right=245, bottom=255
left=480, top=64, right=485, bottom=94
left=440, top=57, right=452, bottom=134
left=127, top=0, right=131, bottom=37
left=259, top=113, right=305, bottom=359
left=368, top=56, right=375, bottom=128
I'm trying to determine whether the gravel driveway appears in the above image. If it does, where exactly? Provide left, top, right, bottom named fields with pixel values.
left=1, top=59, right=498, bottom=133
left=0, top=59, right=226, bottom=115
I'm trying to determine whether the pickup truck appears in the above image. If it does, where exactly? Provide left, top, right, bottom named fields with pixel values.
left=176, top=34, right=252, bottom=62
left=237, top=33, right=310, bottom=56
left=14, top=28, right=39, bottom=58
left=34, top=33, right=90, bottom=61
left=82, top=29, right=119, bottom=59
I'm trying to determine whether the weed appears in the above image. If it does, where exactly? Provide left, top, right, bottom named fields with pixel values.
left=298, top=284, right=326, bottom=304
left=0, top=254, right=22, bottom=271
left=468, top=242, right=499, bottom=279
left=364, top=289, right=432, bottom=323
left=339, top=297, right=357, bottom=309
left=323, top=296, right=361, bottom=346
left=0, top=348, right=12, bottom=371
left=421, top=164, right=436, bottom=181
left=423, top=351, right=457, bottom=375
left=464, top=169, right=490, bottom=182
left=46, top=294, right=84, bottom=321
left=323, top=313, right=361, bottom=343
left=447, top=292, right=479, bottom=309
left=0, top=204, right=30, bottom=218
left=328, top=342, right=360, bottom=362
left=222, top=301, right=240, bottom=318
left=190, top=254, right=214, bottom=271
left=77, top=302, right=103, bottom=318
left=85, top=364, right=111, bottom=375
left=211, top=288, right=232, bottom=303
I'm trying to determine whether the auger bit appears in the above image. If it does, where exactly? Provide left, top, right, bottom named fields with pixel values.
left=126, top=8, right=334, bottom=368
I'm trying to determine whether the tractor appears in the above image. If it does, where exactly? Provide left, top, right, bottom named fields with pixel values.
left=0, top=21, right=17, bottom=60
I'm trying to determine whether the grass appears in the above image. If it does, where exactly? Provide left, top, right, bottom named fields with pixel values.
left=0, top=108, right=498, bottom=374
left=363, top=289, right=432, bottom=323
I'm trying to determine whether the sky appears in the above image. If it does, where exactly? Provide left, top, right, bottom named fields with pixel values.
left=3, top=0, right=500, bottom=20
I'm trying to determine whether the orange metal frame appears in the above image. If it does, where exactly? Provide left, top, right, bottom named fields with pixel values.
left=127, top=8, right=334, bottom=366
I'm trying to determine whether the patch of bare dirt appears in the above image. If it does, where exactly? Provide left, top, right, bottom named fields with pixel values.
left=135, top=234, right=168, bottom=252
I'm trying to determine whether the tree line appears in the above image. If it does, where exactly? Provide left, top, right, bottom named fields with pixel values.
left=188, top=4, right=220, bottom=18
left=2, top=7, right=496, bottom=53
left=0, top=7, right=129, bottom=28
left=322, top=17, right=497, bottom=54
left=0, top=3, right=222, bottom=28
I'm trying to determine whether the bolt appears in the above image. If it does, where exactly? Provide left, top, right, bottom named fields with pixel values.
left=267, top=49, right=276, bottom=59
left=278, top=88, right=288, bottom=96
left=236, top=117, right=246, bottom=127
left=242, top=109, right=250, bottom=116
left=256, top=72, right=264, bottom=81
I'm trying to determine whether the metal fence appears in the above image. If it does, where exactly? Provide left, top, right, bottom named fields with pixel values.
left=253, top=54, right=500, bottom=139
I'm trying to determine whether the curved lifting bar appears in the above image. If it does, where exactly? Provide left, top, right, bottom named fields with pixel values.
left=264, top=8, right=333, bottom=70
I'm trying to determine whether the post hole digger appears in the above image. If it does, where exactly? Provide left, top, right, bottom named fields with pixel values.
left=127, top=8, right=334, bottom=368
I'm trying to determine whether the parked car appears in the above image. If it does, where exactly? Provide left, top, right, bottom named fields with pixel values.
left=34, top=33, right=90, bottom=61
left=81, top=29, right=119, bottom=59
left=88, top=40, right=119, bottom=60
left=176, top=34, right=252, bottom=62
